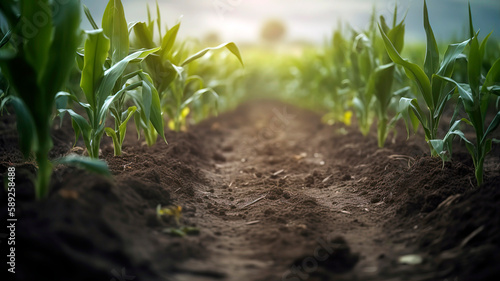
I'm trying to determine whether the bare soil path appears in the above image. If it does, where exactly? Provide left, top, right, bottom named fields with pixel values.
left=167, top=101, right=433, bottom=280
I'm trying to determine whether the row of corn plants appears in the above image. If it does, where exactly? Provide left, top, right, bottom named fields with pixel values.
left=380, top=1, right=500, bottom=186
left=0, top=0, right=243, bottom=198
left=274, top=1, right=499, bottom=186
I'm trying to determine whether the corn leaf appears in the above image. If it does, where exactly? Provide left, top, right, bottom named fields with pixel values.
left=156, top=1, right=162, bottom=42
left=21, top=0, right=52, bottom=82
left=468, top=33, right=481, bottom=97
left=387, top=19, right=405, bottom=54
left=373, top=63, right=396, bottom=112
left=119, top=106, right=137, bottom=144
left=62, top=109, right=92, bottom=152
left=42, top=0, right=82, bottom=99
left=104, top=127, right=120, bottom=152
left=9, top=97, right=37, bottom=157
left=139, top=72, right=166, bottom=143
left=96, top=47, right=159, bottom=110
left=98, top=81, right=142, bottom=123
left=83, top=5, right=99, bottom=30
left=483, top=111, right=500, bottom=144
left=181, top=42, right=243, bottom=67
left=436, top=39, right=470, bottom=78
left=482, top=58, right=500, bottom=93
left=132, top=22, right=156, bottom=49
left=423, top=0, right=439, bottom=80
left=399, top=97, right=429, bottom=137
left=430, top=119, right=464, bottom=162
left=181, top=88, right=218, bottom=109
left=54, top=155, right=111, bottom=177
left=102, top=0, right=129, bottom=64
left=379, top=25, right=432, bottom=109
left=81, top=30, right=110, bottom=110
left=160, top=21, right=181, bottom=59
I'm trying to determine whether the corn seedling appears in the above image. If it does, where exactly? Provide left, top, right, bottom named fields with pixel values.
left=430, top=5, right=500, bottom=186
left=58, top=29, right=161, bottom=158
left=156, top=204, right=199, bottom=237
left=380, top=1, right=470, bottom=155
left=0, top=0, right=109, bottom=199
left=131, top=3, right=243, bottom=134
left=350, top=32, right=375, bottom=136
left=371, top=7, right=407, bottom=147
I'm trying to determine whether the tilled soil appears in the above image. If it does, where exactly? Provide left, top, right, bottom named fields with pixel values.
left=1, top=100, right=499, bottom=281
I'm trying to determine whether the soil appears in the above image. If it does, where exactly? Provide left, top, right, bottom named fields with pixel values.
left=1, top=100, right=499, bottom=281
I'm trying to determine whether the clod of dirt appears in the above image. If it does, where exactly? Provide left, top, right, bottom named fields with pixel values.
left=341, top=174, right=352, bottom=181
left=268, top=187, right=284, bottom=200
left=291, top=236, right=359, bottom=274
left=213, top=152, right=226, bottom=162
left=305, top=174, right=315, bottom=187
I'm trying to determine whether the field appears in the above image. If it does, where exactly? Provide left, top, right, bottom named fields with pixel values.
left=1, top=0, right=500, bottom=281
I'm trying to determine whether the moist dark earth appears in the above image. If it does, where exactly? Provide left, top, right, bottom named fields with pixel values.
left=1, top=100, right=499, bottom=281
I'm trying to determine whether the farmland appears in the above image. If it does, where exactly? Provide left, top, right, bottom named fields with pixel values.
left=1, top=0, right=500, bottom=280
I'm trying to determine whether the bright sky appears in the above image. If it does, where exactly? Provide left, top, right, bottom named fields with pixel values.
left=81, top=0, right=500, bottom=44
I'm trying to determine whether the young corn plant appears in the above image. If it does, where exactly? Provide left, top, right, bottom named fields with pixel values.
left=320, top=28, right=353, bottom=126
left=350, top=32, right=375, bottom=136
left=430, top=5, right=500, bottom=186
left=60, top=0, right=165, bottom=157
left=0, top=0, right=109, bottom=199
left=165, top=73, right=218, bottom=132
left=131, top=4, right=243, bottom=135
left=380, top=0, right=470, bottom=155
left=371, top=8, right=407, bottom=148
left=58, top=29, right=161, bottom=158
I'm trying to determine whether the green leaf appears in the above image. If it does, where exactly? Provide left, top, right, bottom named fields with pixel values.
left=139, top=72, right=166, bottom=143
left=98, top=81, right=142, bottom=124
left=181, top=42, right=244, bottom=67
left=468, top=2, right=474, bottom=39
left=430, top=119, right=463, bottom=162
left=482, top=111, right=500, bottom=144
left=21, top=0, right=53, bottom=82
left=104, top=127, right=120, bottom=153
left=156, top=1, right=162, bottom=42
left=96, top=47, right=159, bottom=110
left=181, top=88, right=218, bottom=109
left=436, top=39, right=470, bottom=78
left=0, top=29, right=11, bottom=49
left=399, top=97, right=430, bottom=138
left=482, top=58, right=500, bottom=93
left=9, top=97, right=37, bottom=157
left=436, top=75, right=474, bottom=111
left=102, top=0, right=129, bottom=64
left=83, top=5, right=99, bottom=30
left=423, top=0, right=439, bottom=80
left=62, top=109, right=92, bottom=153
left=81, top=30, right=110, bottom=110
left=386, top=17, right=405, bottom=54
left=42, top=0, right=82, bottom=99
left=468, top=33, right=481, bottom=97
left=160, top=21, right=181, bottom=59
left=379, top=25, right=433, bottom=109
left=132, top=22, right=155, bottom=49
left=373, top=63, right=396, bottom=113
left=479, top=32, right=492, bottom=60
left=119, top=106, right=137, bottom=144
left=54, top=155, right=111, bottom=177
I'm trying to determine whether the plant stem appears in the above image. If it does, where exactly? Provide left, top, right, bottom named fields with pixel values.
left=35, top=122, right=53, bottom=199
left=377, top=118, right=388, bottom=148
left=475, top=157, right=484, bottom=186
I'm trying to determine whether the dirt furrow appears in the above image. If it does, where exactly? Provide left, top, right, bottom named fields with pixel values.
left=169, top=101, right=426, bottom=280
